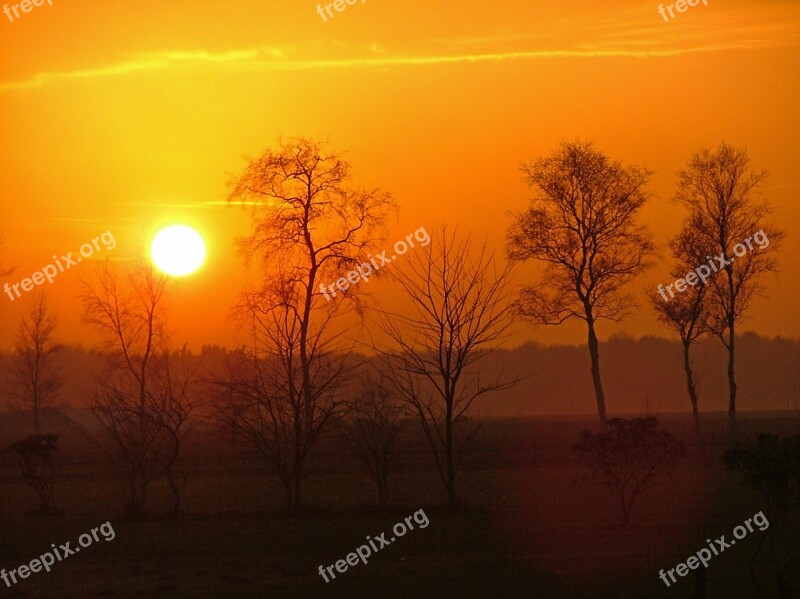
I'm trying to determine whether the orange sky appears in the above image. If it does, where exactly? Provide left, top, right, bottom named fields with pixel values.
left=1, top=0, right=799, bottom=350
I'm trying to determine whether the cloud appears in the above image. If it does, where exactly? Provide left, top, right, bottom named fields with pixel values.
left=1, top=3, right=798, bottom=92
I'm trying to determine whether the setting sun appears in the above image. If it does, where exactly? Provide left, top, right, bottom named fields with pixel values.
left=150, top=225, right=206, bottom=277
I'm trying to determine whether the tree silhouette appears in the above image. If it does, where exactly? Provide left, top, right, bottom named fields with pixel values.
left=224, top=138, right=395, bottom=512
left=574, top=417, right=683, bottom=526
left=507, top=141, right=654, bottom=424
left=149, top=346, right=199, bottom=516
left=341, top=372, right=407, bottom=507
left=675, top=143, right=784, bottom=433
left=11, top=292, right=62, bottom=434
left=725, top=434, right=800, bottom=596
left=379, top=229, right=517, bottom=507
left=651, top=228, right=711, bottom=433
left=9, top=433, right=61, bottom=515
left=81, top=263, right=169, bottom=518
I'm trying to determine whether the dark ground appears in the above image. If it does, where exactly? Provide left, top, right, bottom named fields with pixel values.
left=0, top=412, right=798, bottom=598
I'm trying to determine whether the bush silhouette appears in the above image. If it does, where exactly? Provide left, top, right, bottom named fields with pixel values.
left=574, top=417, right=684, bottom=525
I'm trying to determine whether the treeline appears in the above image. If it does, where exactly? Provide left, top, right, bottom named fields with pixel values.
left=1, top=333, right=798, bottom=417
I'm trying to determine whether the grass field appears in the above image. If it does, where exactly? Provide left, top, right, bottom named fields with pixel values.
left=0, top=413, right=798, bottom=598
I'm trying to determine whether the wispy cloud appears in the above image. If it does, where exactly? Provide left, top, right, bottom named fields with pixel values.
left=1, top=4, right=798, bottom=92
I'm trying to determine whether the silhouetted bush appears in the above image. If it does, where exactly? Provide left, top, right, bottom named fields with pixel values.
left=573, top=417, right=684, bottom=525
left=725, top=433, right=800, bottom=597
left=9, top=433, right=62, bottom=515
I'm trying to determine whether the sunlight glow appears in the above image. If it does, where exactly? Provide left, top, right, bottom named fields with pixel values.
left=150, top=225, right=207, bottom=277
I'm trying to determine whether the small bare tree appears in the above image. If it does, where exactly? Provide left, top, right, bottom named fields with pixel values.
left=81, top=263, right=168, bottom=518
left=675, top=143, right=784, bottom=433
left=11, top=292, right=62, bottom=433
left=379, top=229, right=517, bottom=507
left=651, top=228, right=711, bottom=433
left=507, top=141, right=654, bottom=424
left=149, top=346, right=199, bottom=516
left=341, top=372, right=407, bottom=507
left=212, top=299, right=346, bottom=512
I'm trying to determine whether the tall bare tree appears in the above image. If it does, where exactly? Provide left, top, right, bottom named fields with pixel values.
left=675, top=143, right=784, bottom=433
left=507, top=140, right=654, bottom=424
left=12, top=292, right=62, bottom=433
left=222, top=138, right=395, bottom=511
left=651, top=228, right=711, bottom=433
left=81, top=263, right=168, bottom=518
left=379, top=229, right=517, bottom=506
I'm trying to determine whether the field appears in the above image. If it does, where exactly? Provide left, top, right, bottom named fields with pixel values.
left=1, top=412, right=798, bottom=598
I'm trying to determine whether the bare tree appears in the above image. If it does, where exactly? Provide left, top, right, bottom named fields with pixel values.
left=651, top=228, right=711, bottom=433
left=378, top=229, right=517, bottom=507
left=11, top=292, right=62, bottom=433
left=507, top=141, right=654, bottom=424
left=212, top=299, right=347, bottom=512
left=81, top=263, right=168, bottom=518
left=222, top=138, right=395, bottom=511
left=675, top=142, right=784, bottom=433
left=149, top=346, right=199, bottom=516
left=341, top=371, right=407, bottom=507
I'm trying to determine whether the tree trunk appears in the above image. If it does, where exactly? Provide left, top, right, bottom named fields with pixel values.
left=282, top=475, right=293, bottom=512
left=727, top=321, right=737, bottom=434
left=683, top=340, right=701, bottom=433
left=377, top=467, right=389, bottom=507
left=586, top=316, right=607, bottom=425
left=166, top=465, right=181, bottom=516
left=445, top=403, right=458, bottom=507
left=292, top=469, right=303, bottom=512
left=125, top=463, right=147, bottom=519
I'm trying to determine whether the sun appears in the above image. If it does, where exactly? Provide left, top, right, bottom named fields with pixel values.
left=150, top=225, right=207, bottom=277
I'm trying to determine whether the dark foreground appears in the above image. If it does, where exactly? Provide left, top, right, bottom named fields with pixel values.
left=1, top=412, right=798, bottom=598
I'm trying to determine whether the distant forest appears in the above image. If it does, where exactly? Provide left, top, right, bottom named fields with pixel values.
left=1, top=332, right=796, bottom=417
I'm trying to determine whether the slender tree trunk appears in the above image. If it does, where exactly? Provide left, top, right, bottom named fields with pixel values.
left=377, top=467, right=389, bottom=507
left=683, top=340, right=701, bottom=433
left=292, top=405, right=304, bottom=512
left=586, top=315, right=607, bottom=425
left=727, top=321, right=737, bottom=434
left=445, top=401, right=458, bottom=506
left=34, top=390, right=41, bottom=435
left=126, top=463, right=146, bottom=518
left=282, top=475, right=293, bottom=512
left=292, top=458, right=304, bottom=512
left=165, top=450, right=181, bottom=516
